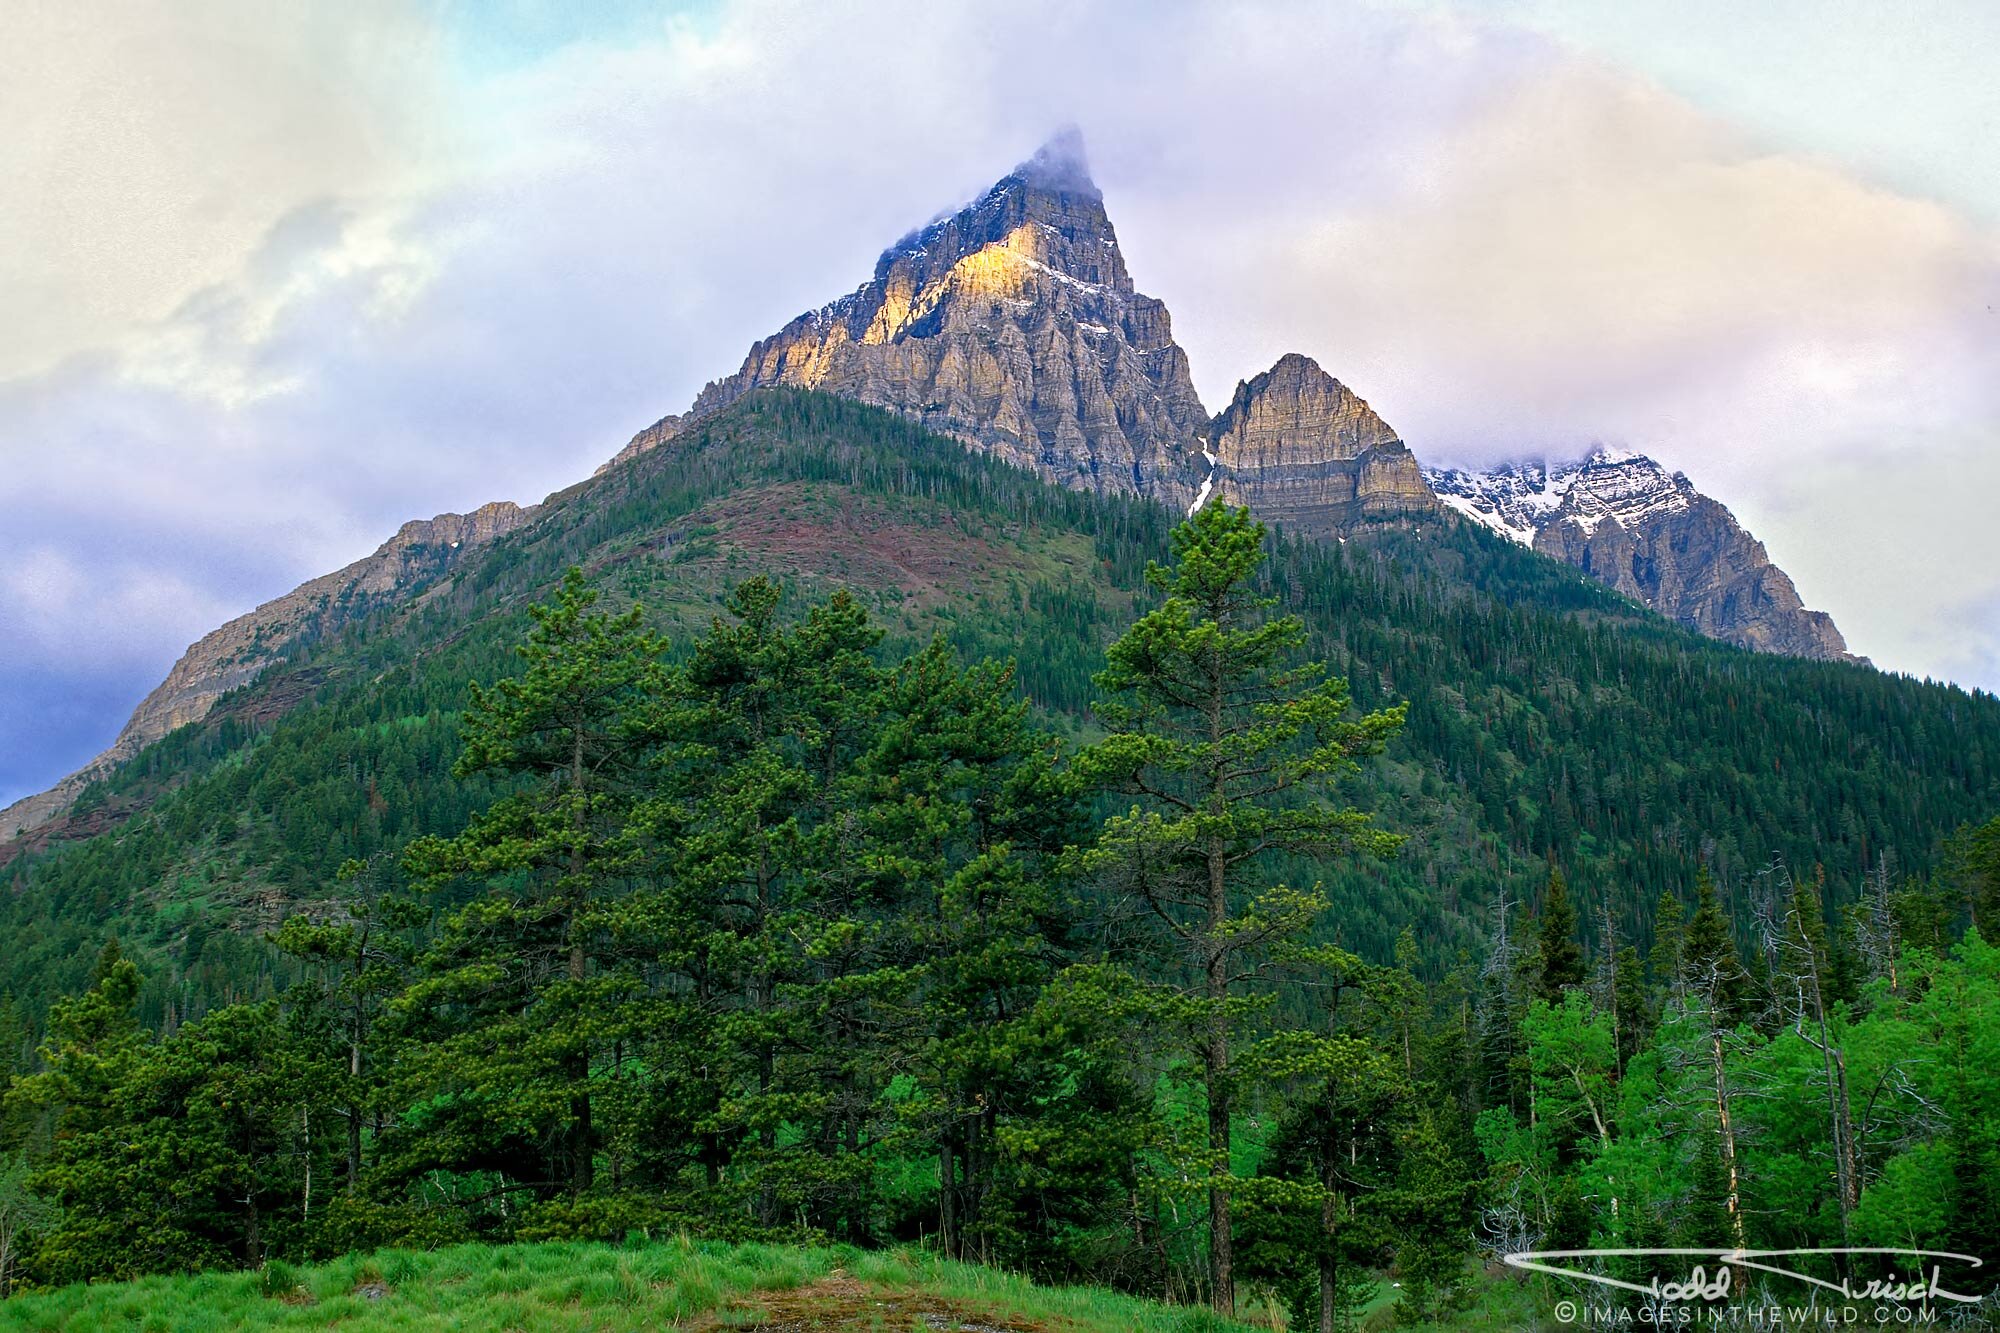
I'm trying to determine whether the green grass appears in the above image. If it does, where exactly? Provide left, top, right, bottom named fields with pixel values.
left=0, top=1238, right=1261, bottom=1332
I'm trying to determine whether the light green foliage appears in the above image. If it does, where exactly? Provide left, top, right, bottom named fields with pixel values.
left=0, top=1237, right=1263, bottom=1332
left=1523, top=991, right=1616, bottom=1151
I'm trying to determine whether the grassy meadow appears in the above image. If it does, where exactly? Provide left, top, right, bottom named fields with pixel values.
left=0, top=1238, right=1270, bottom=1332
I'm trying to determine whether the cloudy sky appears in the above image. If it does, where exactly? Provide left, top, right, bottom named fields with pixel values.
left=5, top=0, right=1999, bottom=808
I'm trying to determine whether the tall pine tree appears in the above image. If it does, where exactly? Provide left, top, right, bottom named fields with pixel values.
left=1077, top=502, right=1404, bottom=1314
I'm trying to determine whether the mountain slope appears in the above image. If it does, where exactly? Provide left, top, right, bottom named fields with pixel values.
left=1427, top=449, right=1853, bottom=660
left=6, top=390, right=1997, bottom=1032
left=3, top=134, right=1872, bottom=855
left=0, top=501, right=533, bottom=845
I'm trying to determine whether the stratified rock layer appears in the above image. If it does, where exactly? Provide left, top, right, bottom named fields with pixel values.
left=1207, top=353, right=1435, bottom=531
left=1428, top=452, right=1854, bottom=661
left=0, top=501, right=534, bottom=841
left=605, top=130, right=1209, bottom=505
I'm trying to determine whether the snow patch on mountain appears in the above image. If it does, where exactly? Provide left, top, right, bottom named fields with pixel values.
left=1424, top=447, right=1693, bottom=544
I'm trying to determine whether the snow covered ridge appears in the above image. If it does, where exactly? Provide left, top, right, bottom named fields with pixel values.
left=1423, top=447, right=1694, bottom=545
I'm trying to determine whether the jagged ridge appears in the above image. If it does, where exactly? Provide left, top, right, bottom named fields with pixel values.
left=1427, top=450, right=1854, bottom=661
left=1, top=501, right=534, bottom=841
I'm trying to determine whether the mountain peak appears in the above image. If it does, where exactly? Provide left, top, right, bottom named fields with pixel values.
left=1207, top=351, right=1433, bottom=533
left=607, top=130, right=1208, bottom=498
left=1011, top=125, right=1097, bottom=198
left=1424, top=453, right=1854, bottom=661
left=871, top=128, right=1122, bottom=290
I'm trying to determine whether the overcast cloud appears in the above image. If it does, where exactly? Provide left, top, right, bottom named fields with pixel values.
left=5, top=0, right=1998, bottom=807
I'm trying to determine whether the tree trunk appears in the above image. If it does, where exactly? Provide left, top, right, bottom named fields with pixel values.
left=347, top=915, right=370, bottom=1193
left=568, top=721, right=594, bottom=1195
left=1205, top=629, right=1234, bottom=1316
left=302, top=1105, right=313, bottom=1221
left=348, top=1032, right=364, bottom=1192
left=1319, top=1149, right=1340, bottom=1333
left=1206, top=852, right=1233, bottom=1314
left=569, top=939, right=593, bottom=1194
left=939, top=1137, right=958, bottom=1260
left=1710, top=1030, right=1746, bottom=1249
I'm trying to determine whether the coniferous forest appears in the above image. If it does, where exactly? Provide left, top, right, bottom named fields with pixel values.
left=3, top=393, right=2000, bottom=1327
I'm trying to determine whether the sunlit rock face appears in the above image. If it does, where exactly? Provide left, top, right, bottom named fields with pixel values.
left=1429, top=451, right=1855, bottom=661
left=606, top=129, right=1209, bottom=504
left=596, top=133, right=1845, bottom=664
left=1208, top=353, right=1436, bottom=532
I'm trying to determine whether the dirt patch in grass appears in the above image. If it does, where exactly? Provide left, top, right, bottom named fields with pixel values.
left=681, top=485, right=1038, bottom=608
left=693, top=1269, right=1067, bottom=1332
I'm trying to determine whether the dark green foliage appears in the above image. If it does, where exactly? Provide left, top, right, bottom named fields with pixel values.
left=5, top=391, right=2000, bottom=1317
left=1382, top=1108, right=1474, bottom=1324
left=1610, top=944, right=1648, bottom=1069
left=1681, top=1135, right=1735, bottom=1247
left=1532, top=866, right=1583, bottom=1002
left=1076, top=501, right=1405, bottom=1314
left=1947, top=812, right=2000, bottom=938
left=10, top=973, right=335, bottom=1285
left=1681, top=867, right=1751, bottom=1022
left=7, top=390, right=2000, bottom=1032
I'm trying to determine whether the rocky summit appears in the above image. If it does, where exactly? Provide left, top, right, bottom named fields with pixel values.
left=595, top=127, right=1840, bottom=665
left=1427, top=450, right=1854, bottom=661
left=605, top=128, right=1211, bottom=504
left=1206, top=352, right=1436, bottom=533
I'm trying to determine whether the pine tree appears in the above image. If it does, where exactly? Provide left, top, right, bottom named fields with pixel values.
left=1681, top=1134, right=1735, bottom=1247
left=1947, top=813, right=2000, bottom=938
left=1681, top=867, right=1749, bottom=1025
left=1646, top=887, right=1687, bottom=1007
left=1533, top=865, right=1584, bottom=1002
left=1611, top=945, right=1650, bottom=1071
left=645, top=577, right=886, bottom=1227
left=1077, top=503, right=1405, bottom=1314
left=855, top=636, right=1089, bottom=1260
left=273, top=855, right=426, bottom=1194
left=1384, top=1107, right=1474, bottom=1325
left=402, top=567, right=666, bottom=1195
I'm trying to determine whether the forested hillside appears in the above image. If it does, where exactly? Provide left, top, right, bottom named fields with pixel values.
left=4, top=390, right=1999, bottom=1323
left=5, top=391, right=1994, bottom=1026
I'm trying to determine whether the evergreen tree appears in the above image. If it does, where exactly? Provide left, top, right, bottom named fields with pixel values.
left=1384, top=1107, right=1474, bottom=1325
left=853, top=636, right=1093, bottom=1261
left=1533, top=865, right=1584, bottom=1002
left=1946, top=813, right=2000, bottom=938
left=1681, top=1134, right=1735, bottom=1246
left=401, top=567, right=666, bottom=1196
left=1237, top=1039, right=1402, bottom=1333
left=1077, top=503, right=1405, bottom=1314
left=1681, top=867, right=1749, bottom=1025
left=273, top=856, right=426, bottom=1195
left=1475, top=888, right=1527, bottom=1117
left=1646, top=887, right=1687, bottom=1007
left=644, top=577, right=885, bottom=1229
left=1611, top=944, right=1650, bottom=1071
